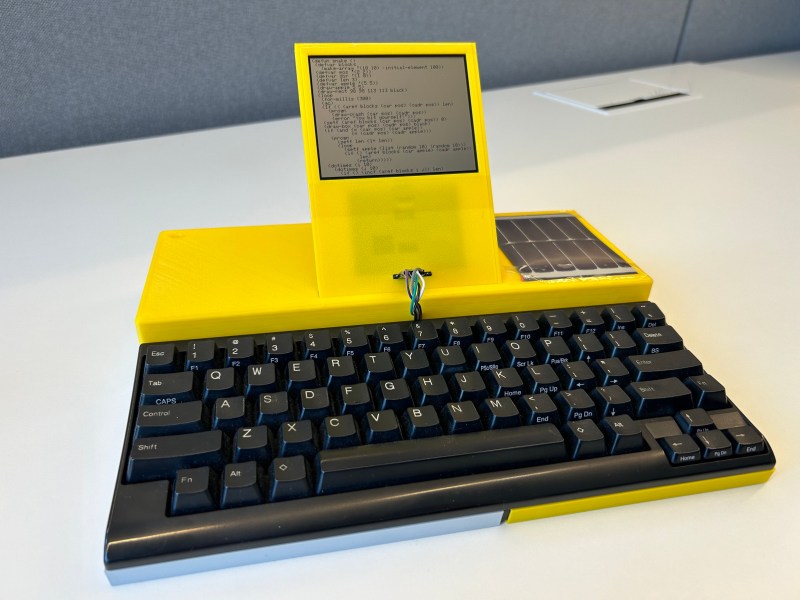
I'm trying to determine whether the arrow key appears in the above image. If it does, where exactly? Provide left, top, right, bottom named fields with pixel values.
left=726, top=425, right=765, bottom=456
left=696, top=429, right=733, bottom=460
left=659, top=434, right=701, bottom=465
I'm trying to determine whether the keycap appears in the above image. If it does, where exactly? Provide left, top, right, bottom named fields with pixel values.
left=134, top=401, right=203, bottom=437
left=480, top=397, right=522, bottom=429
left=375, top=379, right=413, bottom=412
left=467, top=342, right=503, bottom=372
left=675, top=408, right=715, bottom=434
left=212, top=396, right=246, bottom=431
left=171, top=467, right=217, bottom=515
left=432, top=345, right=468, bottom=375
left=395, top=349, right=432, bottom=378
left=443, top=401, right=483, bottom=433
left=507, top=312, right=540, bottom=340
left=522, top=364, right=561, bottom=395
left=140, top=371, right=197, bottom=405
left=144, top=343, right=178, bottom=374
left=475, top=315, right=509, bottom=344
left=591, top=357, right=630, bottom=387
left=556, top=361, right=596, bottom=390
left=500, top=339, right=537, bottom=369
left=727, top=426, right=765, bottom=455
left=517, top=393, right=560, bottom=425
left=221, top=461, right=263, bottom=508
left=599, top=414, right=644, bottom=455
left=591, top=385, right=633, bottom=417
left=233, top=426, right=272, bottom=463
left=126, top=430, right=226, bottom=483
left=624, top=349, right=703, bottom=382
left=339, top=326, right=370, bottom=357
left=659, top=434, right=701, bottom=465
left=538, top=311, right=573, bottom=337
left=374, top=324, right=406, bottom=355
left=632, top=302, right=666, bottom=328
left=684, top=374, right=728, bottom=410
left=338, top=383, right=374, bottom=419
left=413, top=375, right=452, bottom=408
left=627, top=378, right=693, bottom=418
left=402, top=406, right=443, bottom=439
left=600, top=330, right=637, bottom=358
left=316, top=424, right=566, bottom=494
left=185, top=339, right=217, bottom=373
left=268, top=456, right=313, bottom=502
left=326, top=355, right=359, bottom=387
left=409, top=321, right=440, bottom=350
left=256, top=392, right=292, bottom=429
left=278, top=420, right=317, bottom=458
left=696, top=429, right=733, bottom=460
left=564, top=420, right=606, bottom=459
left=535, top=336, right=571, bottom=365
left=568, top=333, right=604, bottom=362
left=203, top=367, right=238, bottom=401
left=298, top=387, right=333, bottom=422
left=632, top=325, right=683, bottom=354
left=320, top=415, right=361, bottom=449
left=363, top=410, right=403, bottom=443
left=449, top=372, right=488, bottom=402
left=244, top=363, right=278, bottom=399
left=362, top=353, right=396, bottom=384
left=442, top=318, right=473, bottom=346
left=571, top=308, right=605, bottom=335
left=554, top=390, right=596, bottom=422
left=286, top=360, right=319, bottom=393
left=264, top=333, right=295, bottom=366
left=485, top=367, right=525, bottom=398
left=225, top=337, right=256, bottom=370
left=602, top=305, right=636, bottom=331
left=303, top=330, right=333, bottom=360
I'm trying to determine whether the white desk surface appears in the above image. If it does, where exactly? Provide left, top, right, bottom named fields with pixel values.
left=2, top=52, right=798, bottom=599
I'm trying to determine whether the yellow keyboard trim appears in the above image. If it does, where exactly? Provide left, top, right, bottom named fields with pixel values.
left=506, top=467, right=775, bottom=523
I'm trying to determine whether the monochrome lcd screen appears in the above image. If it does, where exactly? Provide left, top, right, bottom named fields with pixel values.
left=308, top=55, right=478, bottom=179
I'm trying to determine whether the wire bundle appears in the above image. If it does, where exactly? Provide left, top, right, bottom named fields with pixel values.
left=400, top=268, right=427, bottom=321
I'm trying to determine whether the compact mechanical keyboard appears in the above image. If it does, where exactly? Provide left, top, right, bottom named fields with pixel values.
left=104, top=301, right=775, bottom=583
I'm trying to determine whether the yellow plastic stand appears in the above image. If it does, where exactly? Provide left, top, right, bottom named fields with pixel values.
left=295, top=42, right=499, bottom=297
left=135, top=210, right=651, bottom=342
left=135, top=44, right=653, bottom=343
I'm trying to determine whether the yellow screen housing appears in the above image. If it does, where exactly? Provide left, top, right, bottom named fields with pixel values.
left=295, top=42, right=500, bottom=297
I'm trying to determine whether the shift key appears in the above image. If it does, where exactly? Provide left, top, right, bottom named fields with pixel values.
left=127, top=431, right=226, bottom=483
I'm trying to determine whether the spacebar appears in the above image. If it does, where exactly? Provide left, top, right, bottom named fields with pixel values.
left=315, top=424, right=566, bottom=495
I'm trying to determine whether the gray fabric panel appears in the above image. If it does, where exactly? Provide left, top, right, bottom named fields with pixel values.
left=676, top=0, right=800, bottom=63
left=1, top=0, right=689, bottom=157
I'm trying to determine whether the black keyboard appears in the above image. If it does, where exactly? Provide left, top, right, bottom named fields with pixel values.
left=104, top=301, right=775, bottom=583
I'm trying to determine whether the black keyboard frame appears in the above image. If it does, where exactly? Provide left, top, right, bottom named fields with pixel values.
left=105, top=304, right=776, bottom=578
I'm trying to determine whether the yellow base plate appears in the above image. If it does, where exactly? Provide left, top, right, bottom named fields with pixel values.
left=135, top=210, right=652, bottom=343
